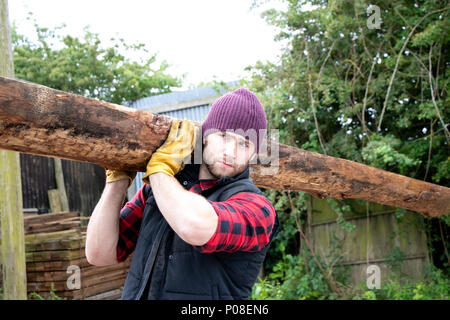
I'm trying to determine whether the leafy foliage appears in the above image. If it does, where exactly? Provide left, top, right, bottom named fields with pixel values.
left=355, top=265, right=450, bottom=300
left=12, top=19, right=181, bottom=105
left=29, top=285, right=65, bottom=300
left=251, top=245, right=344, bottom=300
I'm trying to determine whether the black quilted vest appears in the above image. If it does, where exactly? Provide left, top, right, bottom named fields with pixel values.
left=120, top=163, right=279, bottom=300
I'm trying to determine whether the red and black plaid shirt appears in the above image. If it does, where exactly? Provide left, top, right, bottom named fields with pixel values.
left=117, top=179, right=277, bottom=262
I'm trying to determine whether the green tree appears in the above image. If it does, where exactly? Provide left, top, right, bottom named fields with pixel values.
left=250, top=0, right=448, bottom=180
left=12, top=20, right=181, bottom=104
left=247, top=0, right=449, bottom=297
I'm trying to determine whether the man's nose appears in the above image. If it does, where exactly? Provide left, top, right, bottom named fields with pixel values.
left=223, top=140, right=236, bottom=160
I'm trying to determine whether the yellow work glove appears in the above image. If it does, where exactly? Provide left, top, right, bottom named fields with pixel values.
left=142, top=119, right=198, bottom=184
left=105, top=169, right=136, bottom=188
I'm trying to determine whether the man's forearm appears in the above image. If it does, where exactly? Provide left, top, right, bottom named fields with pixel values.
left=85, top=180, right=128, bottom=265
left=149, top=172, right=218, bottom=246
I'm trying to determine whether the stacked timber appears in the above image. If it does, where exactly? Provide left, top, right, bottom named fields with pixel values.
left=24, top=212, right=80, bottom=235
left=24, top=212, right=131, bottom=300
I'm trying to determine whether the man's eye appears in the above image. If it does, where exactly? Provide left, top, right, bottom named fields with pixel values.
left=239, top=141, right=248, bottom=147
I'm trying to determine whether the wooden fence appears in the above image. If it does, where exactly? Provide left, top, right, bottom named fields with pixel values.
left=20, top=154, right=105, bottom=216
left=306, top=196, right=429, bottom=286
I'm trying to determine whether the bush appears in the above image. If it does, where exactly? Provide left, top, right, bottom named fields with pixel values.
left=252, top=255, right=449, bottom=300
left=251, top=247, right=346, bottom=300
left=352, top=264, right=449, bottom=300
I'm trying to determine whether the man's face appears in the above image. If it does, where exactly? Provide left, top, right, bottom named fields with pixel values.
left=202, top=131, right=256, bottom=179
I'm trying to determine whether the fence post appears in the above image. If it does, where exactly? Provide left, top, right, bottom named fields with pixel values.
left=0, top=0, right=27, bottom=300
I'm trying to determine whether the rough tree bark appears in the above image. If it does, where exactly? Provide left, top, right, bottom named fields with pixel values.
left=0, top=77, right=449, bottom=218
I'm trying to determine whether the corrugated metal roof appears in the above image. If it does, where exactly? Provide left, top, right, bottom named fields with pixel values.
left=161, top=104, right=211, bottom=122
left=129, top=83, right=237, bottom=111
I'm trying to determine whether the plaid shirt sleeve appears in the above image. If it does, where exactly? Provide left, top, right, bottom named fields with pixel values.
left=116, top=185, right=149, bottom=263
left=196, top=192, right=277, bottom=253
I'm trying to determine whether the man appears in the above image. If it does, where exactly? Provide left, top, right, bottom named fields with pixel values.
left=85, top=88, right=279, bottom=300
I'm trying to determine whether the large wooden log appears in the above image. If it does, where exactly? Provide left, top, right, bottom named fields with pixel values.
left=251, top=144, right=450, bottom=217
left=0, top=77, right=449, bottom=217
left=0, top=77, right=171, bottom=171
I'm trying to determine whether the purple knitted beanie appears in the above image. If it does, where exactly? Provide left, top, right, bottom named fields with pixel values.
left=202, top=88, right=267, bottom=152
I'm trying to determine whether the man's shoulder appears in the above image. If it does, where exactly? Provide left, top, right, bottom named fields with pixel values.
left=218, top=178, right=263, bottom=202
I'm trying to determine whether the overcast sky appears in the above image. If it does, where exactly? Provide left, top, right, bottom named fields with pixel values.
left=8, top=0, right=287, bottom=89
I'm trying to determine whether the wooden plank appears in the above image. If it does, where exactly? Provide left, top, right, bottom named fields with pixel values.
left=25, top=238, right=84, bottom=252
left=24, top=216, right=81, bottom=231
left=26, top=248, right=85, bottom=262
left=0, top=0, right=27, bottom=300
left=23, top=212, right=78, bottom=225
left=26, top=260, right=131, bottom=282
left=25, top=228, right=82, bottom=243
left=26, top=266, right=128, bottom=283
left=81, top=268, right=129, bottom=287
left=25, top=221, right=80, bottom=234
left=53, top=158, right=70, bottom=212
left=80, top=260, right=131, bottom=278
left=29, top=277, right=127, bottom=300
left=47, top=189, right=63, bottom=213
left=71, top=275, right=127, bottom=299
left=27, top=269, right=128, bottom=291
left=26, top=256, right=131, bottom=272
left=77, top=277, right=126, bottom=299
left=0, top=77, right=449, bottom=217
left=84, top=288, right=122, bottom=300
left=25, top=222, right=81, bottom=235
left=24, top=218, right=81, bottom=235
left=26, top=258, right=90, bottom=272
left=23, top=208, right=39, bottom=214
